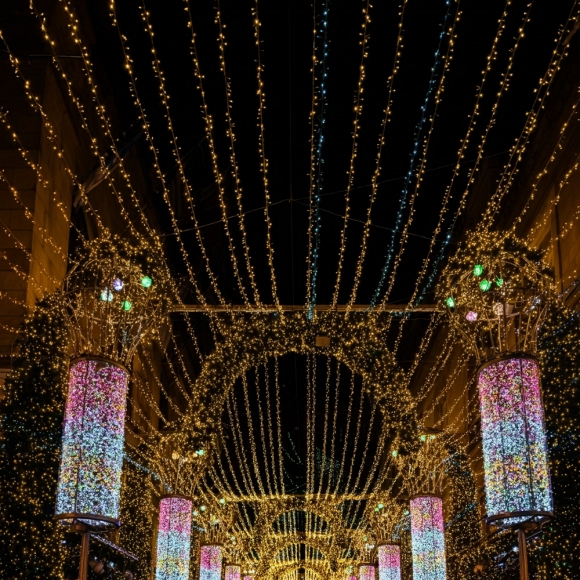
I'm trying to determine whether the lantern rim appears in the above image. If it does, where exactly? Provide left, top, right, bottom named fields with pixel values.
left=54, top=512, right=120, bottom=531
left=485, top=510, right=553, bottom=529
left=70, top=354, right=131, bottom=375
left=409, top=493, right=443, bottom=501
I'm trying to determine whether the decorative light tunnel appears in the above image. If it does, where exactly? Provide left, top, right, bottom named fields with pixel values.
left=55, top=358, right=129, bottom=528
left=378, top=545, right=401, bottom=580
left=199, top=545, right=224, bottom=580
left=359, top=565, right=376, bottom=580
left=155, top=496, right=193, bottom=580
left=225, top=565, right=241, bottom=580
left=410, top=495, right=447, bottom=580
left=478, top=356, right=552, bottom=525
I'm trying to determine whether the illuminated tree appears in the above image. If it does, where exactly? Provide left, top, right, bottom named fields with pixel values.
left=0, top=298, right=69, bottom=579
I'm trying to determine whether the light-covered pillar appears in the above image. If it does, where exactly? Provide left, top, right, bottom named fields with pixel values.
left=55, top=358, right=128, bottom=528
left=410, top=495, right=446, bottom=580
left=359, top=565, right=376, bottom=580
left=155, top=496, right=193, bottom=580
left=200, top=545, right=224, bottom=580
left=378, top=545, right=401, bottom=580
left=225, top=565, right=241, bottom=580
left=478, top=356, right=552, bottom=525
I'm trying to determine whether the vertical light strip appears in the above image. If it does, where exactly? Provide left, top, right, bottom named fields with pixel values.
left=199, top=545, right=223, bottom=580
left=55, top=358, right=128, bottom=527
left=155, top=496, right=193, bottom=580
left=359, top=565, right=376, bottom=580
left=410, top=495, right=447, bottom=580
left=378, top=545, right=401, bottom=580
left=478, top=357, right=552, bottom=525
left=225, top=565, right=241, bottom=580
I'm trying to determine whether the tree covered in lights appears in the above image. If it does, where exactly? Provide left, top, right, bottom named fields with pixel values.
left=0, top=298, right=69, bottom=579
left=531, top=304, right=580, bottom=577
left=444, top=449, right=481, bottom=579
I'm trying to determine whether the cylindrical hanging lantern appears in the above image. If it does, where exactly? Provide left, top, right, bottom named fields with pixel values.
left=55, top=357, right=129, bottom=528
left=359, top=565, right=376, bottom=580
left=410, top=495, right=447, bottom=580
left=378, top=545, right=401, bottom=580
left=199, top=545, right=224, bottom=580
left=478, top=356, right=552, bottom=526
left=225, top=565, right=241, bottom=580
left=155, top=496, right=193, bottom=580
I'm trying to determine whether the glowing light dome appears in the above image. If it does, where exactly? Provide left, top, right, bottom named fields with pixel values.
left=378, top=545, right=401, bottom=580
left=155, top=496, right=193, bottom=580
left=55, top=358, right=128, bottom=528
left=478, top=357, right=552, bottom=526
left=199, top=545, right=223, bottom=580
left=410, top=496, right=447, bottom=580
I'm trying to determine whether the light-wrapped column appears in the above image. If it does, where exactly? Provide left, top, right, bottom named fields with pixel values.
left=199, top=546, right=223, bottom=580
left=225, top=566, right=241, bottom=580
left=55, top=358, right=128, bottom=528
left=478, top=357, right=552, bottom=525
left=359, top=565, right=376, bottom=580
left=410, top=496, right=446, bottom=580
left=378, top=545, right=401, bottom=580
left=155, top=496, right=193, bottom=580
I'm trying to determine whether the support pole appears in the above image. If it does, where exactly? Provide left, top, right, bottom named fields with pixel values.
left=517, top=528, right=529, bottom=580
left=79, top=531, right=90, bottom=580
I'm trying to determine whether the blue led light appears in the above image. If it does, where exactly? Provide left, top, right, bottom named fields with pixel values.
left=307, top=0, right=331, bottom=321
left=371, top=0, right=454, bottom=307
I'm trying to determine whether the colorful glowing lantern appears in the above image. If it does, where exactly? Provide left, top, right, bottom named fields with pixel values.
left=445, top=296, right=455, bottom=309
left=55, top=358, right=128, bottom=528
left=473, top=264, right=484, bottom=276
left=112, top=278, right=124, bottom=291
left=410, top=496, right=446, bottom=580
left=479, top=279, right=492, bottom=292
left=155, top=496, right=193, bottom=580
left=378, top=545, right=401, bottom=580
left=465, top=311, right=478, bottom=322
left=359, top=565, right=376, bottom=580
left=225, top=566, right=241, bottom=580
left=199, top=545, right=223, bottom=580
left=478, top=356, right=552, bottom=526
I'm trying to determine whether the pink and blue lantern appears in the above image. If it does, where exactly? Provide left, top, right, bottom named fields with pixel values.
left=155, top=496, right=193, bottom=580
left=225, top=566, right=241, bottom=580
left=478, top=357, right=552, bottom=525
left=55, top=358, right=128, bottom=528
left=199, top=545, right=223, bottom=580
left=378, top=545, right=401, bottom=580
left=410, top=496, right=447, bottom=580
left=359, top=565, right=376, bottom=580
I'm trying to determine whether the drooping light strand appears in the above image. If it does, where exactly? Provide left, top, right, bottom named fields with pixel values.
left=306, top=0, right=331, bottom=320
left=378, top=544, right=401, bottom=580
left=155, top=496, right=193, bottom=580
left=329, top=0, right=373, bottom=310
left=410, top=496, right=447, bottom=580
left=346, top=0, right=409, bottom=313
left=478, top=357, right=552, bottom=525
left=55, top=358, right=128, bottom=528
left=369, top=0, right=455, bottom=308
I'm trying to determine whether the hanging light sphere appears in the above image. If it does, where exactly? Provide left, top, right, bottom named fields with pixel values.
left=438, top=232, right=553, bottom=362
